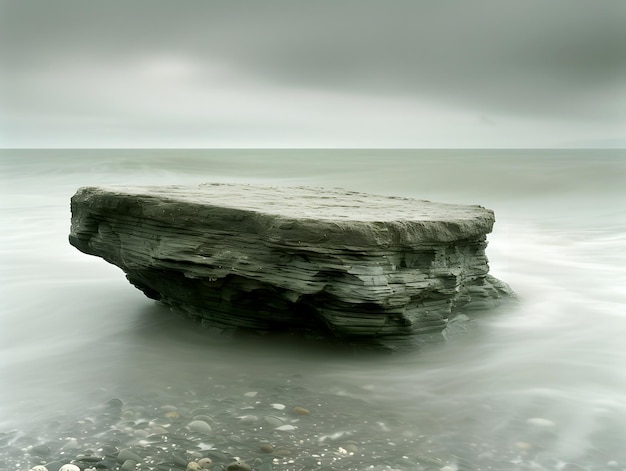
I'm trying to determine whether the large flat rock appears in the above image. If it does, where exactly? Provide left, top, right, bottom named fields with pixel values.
left=69, top=183, right=514, bottom=343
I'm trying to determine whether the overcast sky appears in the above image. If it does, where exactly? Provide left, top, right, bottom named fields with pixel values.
left=0, top=0, right=624, bottom=148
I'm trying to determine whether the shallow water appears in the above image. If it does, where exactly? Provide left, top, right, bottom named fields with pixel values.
left=1, top=149, right=625, bottom=470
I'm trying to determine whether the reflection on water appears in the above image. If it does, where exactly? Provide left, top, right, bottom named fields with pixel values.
left=1, top=149, right=625, bottom=469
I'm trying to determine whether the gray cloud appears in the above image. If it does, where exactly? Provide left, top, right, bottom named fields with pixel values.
left=1, top=0, right=624, bottom=147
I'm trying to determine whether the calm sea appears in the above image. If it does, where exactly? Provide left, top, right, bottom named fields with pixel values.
left=1, top=149, right=625, bottom=470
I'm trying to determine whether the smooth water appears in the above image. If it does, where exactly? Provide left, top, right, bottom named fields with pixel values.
left=1, top=149, right=625, bottom=470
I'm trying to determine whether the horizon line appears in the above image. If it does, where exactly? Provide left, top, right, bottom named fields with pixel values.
left=1, top=147, right=624, bottom=151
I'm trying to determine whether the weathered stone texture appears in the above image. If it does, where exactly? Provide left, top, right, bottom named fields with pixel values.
left=69, top=183, right=514, bottom=342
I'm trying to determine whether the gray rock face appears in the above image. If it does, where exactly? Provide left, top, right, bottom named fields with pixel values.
left=69, top=183, right=514, bottom=342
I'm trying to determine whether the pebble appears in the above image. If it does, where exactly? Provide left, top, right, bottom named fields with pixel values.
left=273, top=448, right=291, bottom=457
left=188, top=420, right=213, bottom=434
left=62, top=440, right=81, bottom=452
left=198, top=457, right=213, bottom=468
left=226, top=461, right=252, bottom=471
left=259, top=443, right=274, bottom=453
left=121, top=460, right=138, bottom=471
left=263, top=416, right=284, bottom=427
left=275, top=424, right=296, bottom=431
left=293, top=406, right=310, bottom=415
left=3, top=387, right=611, bottom=471
left=173, top=453, right=190, bottom=466
left=239, top=415, right=258, bottom=425
left=74, top=456, right=102, bottom=467
left=106, top=398, right=123, bottom=408
left=96, top=457, right=118, bottom=468
left=30, top=444, right=52, bottom=456
left=207, top=450, right=231, bottom=461
left=244, top=392, right=258, bottom=398
left=134, top=429, right=149, bottom=439
left=151, top=425, right=169, bottom=435
left=118, top=448, right=143, bottom=463
left=44, top=461, right=63, bottom=471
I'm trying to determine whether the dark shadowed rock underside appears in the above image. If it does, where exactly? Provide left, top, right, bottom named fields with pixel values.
left=69, top=183, right=515, bottom=343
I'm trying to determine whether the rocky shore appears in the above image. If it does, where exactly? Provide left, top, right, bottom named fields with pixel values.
left=3, top=375, right=616, bottom=471
left=69, top=184, right=514, bottom=343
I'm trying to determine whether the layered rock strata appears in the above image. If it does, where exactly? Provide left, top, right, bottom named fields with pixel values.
left=69, top=183, right=514, bottom=342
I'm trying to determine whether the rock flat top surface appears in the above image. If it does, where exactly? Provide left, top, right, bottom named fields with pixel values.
left=95, top=183, right=488, bottom=222
left=79, top=183, right=495, bottom=245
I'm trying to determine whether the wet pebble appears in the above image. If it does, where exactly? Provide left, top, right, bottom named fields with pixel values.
left=239, top=415, right=258, bottom=425
left=263, top=416, right=284, bottom=427
left=30, top=444, right=52, bottom=457
left=121, top=459, right=138, bottom=471
left=259, top=443, right=274, bottom=453
left=134, top=429, right=149, bottom=439
left=44, top=460, right=63, bottom=471
left=62, top=438, right=81, bottom=451
left=226, top=460, right=252, bottom=471
left=207, top=450, right=232, bottom=461
left=270, top=403, right=285, bottom=410
left=292, top=406, right=310, bottom=415
left=150, top=425, right=169, bottom=435
left=106, top=398, right=124, bottom=408
left=59, top=465, right=80, bottom=471
left=96, top=457, right=118, bottom=469
left=275, top=424, right=296, bottom=431
left=75, top=452, right=101, bottom=462
left=173, top=453, right=189, bottom=467
left=118, top=448, right=142, bottom=463
left=188, top=420, right=212, bottom=434
left=187, top=461, right=201, bottom=471
left=151, top=417, right=170, bottom=426
left=198, top=457, right=213, bottom=468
